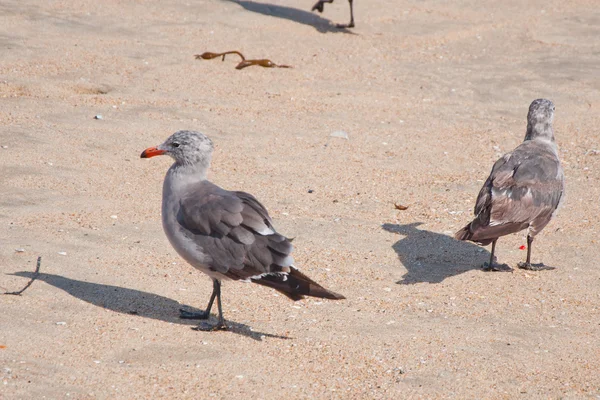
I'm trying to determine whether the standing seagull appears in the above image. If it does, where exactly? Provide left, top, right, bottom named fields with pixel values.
left=141, top=131, right=345, bottom=331
left=455, top=99, right=564, bottom=271
left=312, top=0, right=355, bottom=28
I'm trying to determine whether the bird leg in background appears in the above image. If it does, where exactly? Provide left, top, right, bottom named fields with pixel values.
left=483, top=240, right=512, bottom=272
left=311, top=0, right=355, bottom=28
left=182, top=279, right=228, bottom=331
left=344, top=0, right=355, bottom=28
left=311, top=0, right=330, bottom=13
left=195, top=51, right=292, bottom=70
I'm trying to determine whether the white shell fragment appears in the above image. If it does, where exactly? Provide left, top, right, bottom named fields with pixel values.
left=330, top=130, right=349, bottom=140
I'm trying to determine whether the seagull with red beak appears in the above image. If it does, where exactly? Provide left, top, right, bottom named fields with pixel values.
left=141, top=130, right=345, bottom=331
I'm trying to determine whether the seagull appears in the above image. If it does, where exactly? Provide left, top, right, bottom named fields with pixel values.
left=455, top=99, right=565, bottom=271
left=141, top=130, right=345, bottom=331
left=312, top=0, right=355, bottom=28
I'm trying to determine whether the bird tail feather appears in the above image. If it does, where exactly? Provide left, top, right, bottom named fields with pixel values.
left=454, top=224, right=473, bottom=241
left=251, top=268, right=346, bottom=301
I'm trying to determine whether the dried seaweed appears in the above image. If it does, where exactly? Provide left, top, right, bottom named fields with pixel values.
left=195, top=51, right=292, bottom=70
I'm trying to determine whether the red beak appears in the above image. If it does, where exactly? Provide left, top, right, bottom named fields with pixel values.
left=140, top=146, right=166, bottom=158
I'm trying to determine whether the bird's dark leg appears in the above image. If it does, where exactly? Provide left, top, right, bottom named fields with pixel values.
left=189, top=279, right=229, bottom=331
left=525, top=235, right=532, bottom=264
left=343, top=0, right=355, bottom=28
left=518, top=235, right=535, bottom=270
left=311, top=0, right=355, bottom=28
left=214, top=280, right=227, bottom=330
left=518, top=235, right=552, bottom=270
left=311, top=0, right=333, bottom=13
left=488, top=239, right=497, bottom=266
left=179, top=279, right=218, bottom=320
left=483, top=239, right=512, bottom=272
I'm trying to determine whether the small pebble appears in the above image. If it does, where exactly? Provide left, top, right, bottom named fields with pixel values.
left=307, top=189, right=314, bottom=194
left=1, top=145, right=8, bottom=149
left=56, top=322, right=66, bottom=325
left=94, top=115, right=103, bottom=120
left=110, top=215, right=118, bottom=219
left=15, top=248, right=25, bottom=253
left=58, top=251, right=67, bottom=256
left=330, top=130, right=349, bottom=140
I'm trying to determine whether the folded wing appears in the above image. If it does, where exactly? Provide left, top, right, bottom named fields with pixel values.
left=457, top=141, right=564, bottom=244
left=176, top=181, right=344, bottom=300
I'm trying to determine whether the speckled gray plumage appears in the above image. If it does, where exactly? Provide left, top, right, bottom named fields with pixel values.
left=455, top=99, right=564, bottom=266
left=147, top=130, right=345, bottom=301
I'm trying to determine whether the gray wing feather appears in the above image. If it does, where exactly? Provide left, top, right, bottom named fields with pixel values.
left=466, top=140, right=563, bottom=242
left=177, top=181, right=294, bottom=278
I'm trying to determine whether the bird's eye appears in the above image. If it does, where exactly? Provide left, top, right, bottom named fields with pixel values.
left=172, top=142, right=180, bottom=148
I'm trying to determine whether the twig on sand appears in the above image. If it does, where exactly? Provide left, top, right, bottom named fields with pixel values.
left=3, top=256, right=42, bottom=296
left=195, top=51, right=292, bottom=70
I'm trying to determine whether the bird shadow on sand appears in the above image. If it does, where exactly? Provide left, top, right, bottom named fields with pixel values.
left=10, top=272, right=290, bottom=341
left=382, top=223, right=493, bottom=284
left=222, top=0, right=356, bottom=34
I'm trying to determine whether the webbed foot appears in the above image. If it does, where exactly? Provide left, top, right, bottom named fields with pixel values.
left=192, top=321, right=229, bottom=332
left=482, top=262, right=513, bottom=272
left=517, top=262, right=555, bottom=271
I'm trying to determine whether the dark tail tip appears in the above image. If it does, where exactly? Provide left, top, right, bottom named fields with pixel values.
left=309, top=285, right=346, bottom=300
left=251, top=268, right=346, bottom=301
left=454, top=224, right=473, bottom=241
left=289, top=268, right=345, bottom=301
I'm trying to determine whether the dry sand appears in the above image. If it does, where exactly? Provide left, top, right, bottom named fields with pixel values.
left=1, top=0, right=599, bottom=398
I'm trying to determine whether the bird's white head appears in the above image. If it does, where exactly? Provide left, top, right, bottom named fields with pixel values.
left=141, top=130, right=214, bottom=170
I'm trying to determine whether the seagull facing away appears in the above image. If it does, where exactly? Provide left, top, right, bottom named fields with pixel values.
left=141, top=131, right=345, bottom=331
left=455, top=99, right=564, bottom=271
left=312, top=0, right=355, bottom=28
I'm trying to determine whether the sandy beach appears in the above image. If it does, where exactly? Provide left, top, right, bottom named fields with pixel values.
left=1, top=0, right=599, bottom=398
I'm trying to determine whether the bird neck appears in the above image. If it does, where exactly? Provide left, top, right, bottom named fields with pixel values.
left=168, top=162, right=209, bottom=183
left=524, top=121, right=554, bottom=142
